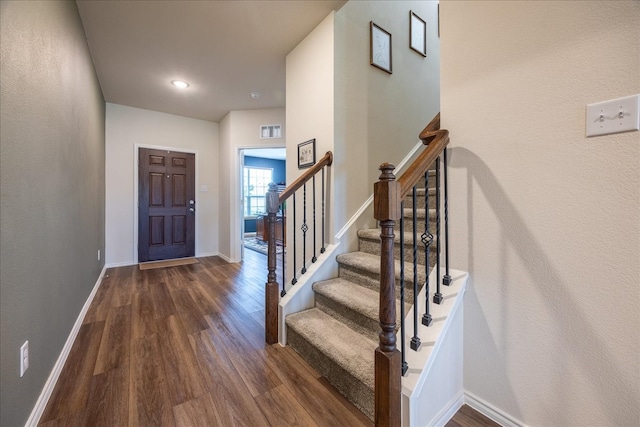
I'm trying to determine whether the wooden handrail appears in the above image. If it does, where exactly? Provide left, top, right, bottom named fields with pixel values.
left=279, top=151, right=333, bottom=203
left=397, top=129, right=449, bottom=197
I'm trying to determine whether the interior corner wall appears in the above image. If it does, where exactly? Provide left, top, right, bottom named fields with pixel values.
left=218, top=108, right=285, bottom=262
left=105, top=103, right=220, bottom=265
left=440, top=1, right=640, bottom=425
left=333, top=1, right=440, bottom=235
left=0, top=2, right=105, bottom=425
left=286, top=12, right=336, bottom=239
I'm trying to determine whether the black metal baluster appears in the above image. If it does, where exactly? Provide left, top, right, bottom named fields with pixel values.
left=301, top=183, right=308, bottom=274
left=321, top=167, right=326, bottom=254
left=281, top=202, right=286, bottom=296
left=410, top=186, right=421, bottom=351
left=291, top=193, right=297, bottom=285
left=422, top=170, right=433, bottom=327
left=400, top=200, right=408, bottom=374
left=312, top=176, right=317, bottom=263
left=443, top=148, right=452, bottom=287
left=433, top=157, right=443, bottom=304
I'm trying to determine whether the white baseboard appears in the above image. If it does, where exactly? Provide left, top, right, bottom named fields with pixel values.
left=464, top=390, right=528, bottom=427
left=25, top=265, right=107, bottom=427
left=196, top=251, right=221, bottom=258
left=105, top=260, right=135, bottom=268
left=216, top=252, right=233, bottom=263
left=430, top=390, right=465, bottom=427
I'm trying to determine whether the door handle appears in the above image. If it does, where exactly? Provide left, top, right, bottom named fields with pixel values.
left=189, top=207, right=195, bottom=212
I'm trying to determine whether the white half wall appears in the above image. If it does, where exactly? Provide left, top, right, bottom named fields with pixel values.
left=441, top=1, right=640, bottom=426
left=105, top=103, right=220, bottom=265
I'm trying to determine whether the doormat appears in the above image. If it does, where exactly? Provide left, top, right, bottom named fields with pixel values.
left=244, top=237, right=284, bottom=256
left=139, top=257, right=199, bottom=270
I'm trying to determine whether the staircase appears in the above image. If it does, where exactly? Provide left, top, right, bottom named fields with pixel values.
left=285, top=174, right=438, bottom=420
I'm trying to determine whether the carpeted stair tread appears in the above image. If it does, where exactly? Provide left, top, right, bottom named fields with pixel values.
left=286, top=308, right=376, bottom=388
left=337, top=251, right=428, bottom=284
left=313, top=278, right=380, bottom=320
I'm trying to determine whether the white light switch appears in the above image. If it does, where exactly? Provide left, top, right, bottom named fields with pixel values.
left=200, top=185, right=208, bottom=192
left=586, top=94, right=640, bottom=137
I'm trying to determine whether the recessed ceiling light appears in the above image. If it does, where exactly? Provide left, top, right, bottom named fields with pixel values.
left=171, top=80, right=190, bottom=89
left=250, top=91, right=261, bottom=99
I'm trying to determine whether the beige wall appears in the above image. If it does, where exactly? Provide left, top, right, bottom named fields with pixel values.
left=334, top=0, right=440, bottom=234
left=218, top=108, right=286, bottom=261
left=105, top=103, right=220, bottom=265
left=441, top=1, right=640, bottom=425
left=0, top=2, right=105, bottom=425
left=286, top=11, right=336, bottom=279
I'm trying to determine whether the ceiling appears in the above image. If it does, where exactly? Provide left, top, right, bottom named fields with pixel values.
left=76, top=0, right=346, bottom=123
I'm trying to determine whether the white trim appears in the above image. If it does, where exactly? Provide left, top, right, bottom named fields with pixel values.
left=396, top=140, right=425, bottom=173
left=216, top=252, right=233, bottom=263
left=234, top=145, right=285, bottom=263
left=335, top=194, right=373, bottom=239
left=133, top=144, right=199, bottom=265
left=430, top=390, right=465, bottom=427
left=25, top=266, right=107, bottom=427
left=105, top=261, right=136, bottom=268
left=334, top=139, right=423, bottom=240
left=464, top=390, right=528, bottom=427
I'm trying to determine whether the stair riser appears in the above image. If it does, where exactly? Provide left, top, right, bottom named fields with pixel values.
left=315, top=294, right=380, bottom=342
left=287, top=328, right=374, bottom=420
left=338, top=265, right=427, bottom=303
left=359, top=237, right=437, bottom=267
left=403, top=195, right=436, bottom=210
left=395, top=216, right=438, bottom=234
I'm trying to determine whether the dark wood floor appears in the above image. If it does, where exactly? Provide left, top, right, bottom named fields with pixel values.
left=39, top=248, right=498, bottom=426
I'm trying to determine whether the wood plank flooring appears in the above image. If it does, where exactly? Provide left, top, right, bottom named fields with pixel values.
left=39, top=248, right=497, bottom=426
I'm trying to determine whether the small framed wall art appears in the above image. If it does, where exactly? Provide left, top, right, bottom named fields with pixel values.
left=297, top=139, right=316, bottom=169
left=370, top=21, right=392, bottom=74
left=410, top=11, right=427, bottom=57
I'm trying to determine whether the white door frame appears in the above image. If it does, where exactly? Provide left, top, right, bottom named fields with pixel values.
left=233, top=146, right=285, bottom=262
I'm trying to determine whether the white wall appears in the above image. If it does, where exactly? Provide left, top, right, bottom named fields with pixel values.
left=218, top=108, right=286, bottom=262
left=441, top=1, right=640, bottom=425
left=105, top=103, right=219, bottom=265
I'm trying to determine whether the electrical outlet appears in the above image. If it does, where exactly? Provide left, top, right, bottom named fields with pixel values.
left=20, top=341, right=29, bottom=377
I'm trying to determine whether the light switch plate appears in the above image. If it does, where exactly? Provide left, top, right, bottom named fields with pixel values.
left=586, top=94, right=640, bottom=137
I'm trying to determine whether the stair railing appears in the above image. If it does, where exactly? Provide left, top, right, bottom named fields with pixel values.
left=373, top=113, right=450, bottom=426
left=264, top=151, right=333, bottom=344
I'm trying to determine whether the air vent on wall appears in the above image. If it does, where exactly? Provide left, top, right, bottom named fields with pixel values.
left=260, top=124, right=282, bottom=139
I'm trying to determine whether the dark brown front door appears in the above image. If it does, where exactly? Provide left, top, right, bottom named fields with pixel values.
left=138, top=148, right=195, bottom=262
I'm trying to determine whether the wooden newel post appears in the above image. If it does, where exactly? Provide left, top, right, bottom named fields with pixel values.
left=373, top=163, right=402, bottom=427
left=265, top=182, right=280, bottom=344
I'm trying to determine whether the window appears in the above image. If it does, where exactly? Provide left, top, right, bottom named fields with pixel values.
left=243, top=166, right=273, bottom=216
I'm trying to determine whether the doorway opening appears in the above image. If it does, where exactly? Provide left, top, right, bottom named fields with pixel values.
left=239, top=148, right=286, bottom=261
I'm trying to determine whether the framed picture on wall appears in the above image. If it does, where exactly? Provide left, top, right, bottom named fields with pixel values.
left=410, top=11, right=427, bottom=57
left=370, top=21, right=392, bottom=74
left=298, top=139, right=316, bottom=169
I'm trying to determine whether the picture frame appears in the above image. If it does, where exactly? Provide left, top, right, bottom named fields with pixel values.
left=370, top=21, right=392, bottom=74
left=410, top=11, right=427, bottom=57
left=297, top=139, right=316, bottom=169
